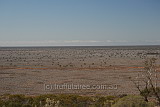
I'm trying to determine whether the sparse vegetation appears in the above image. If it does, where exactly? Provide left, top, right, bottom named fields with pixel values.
left=0, top=94, right=157, bottom=107
left=129, top=58, right=160, bottom=106
left=0, top=47, right=160, bottom=107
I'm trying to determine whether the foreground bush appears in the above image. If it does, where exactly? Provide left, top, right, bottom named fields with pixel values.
left=112, top=95, right=155, bottom=107
left=0, top=94, right=156, bottom=107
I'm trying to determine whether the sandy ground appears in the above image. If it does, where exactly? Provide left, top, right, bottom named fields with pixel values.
left=0, top=46, right=160, bottom=96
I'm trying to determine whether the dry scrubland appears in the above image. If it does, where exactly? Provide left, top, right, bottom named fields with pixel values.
left=0, top=46, right=160, bottom=96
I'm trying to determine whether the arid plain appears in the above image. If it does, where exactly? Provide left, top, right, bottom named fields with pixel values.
left=0, top=46, right=160, bottom=96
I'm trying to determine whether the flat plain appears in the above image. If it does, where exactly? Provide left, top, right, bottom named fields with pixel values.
left=0, top=46, right=160, bottom=96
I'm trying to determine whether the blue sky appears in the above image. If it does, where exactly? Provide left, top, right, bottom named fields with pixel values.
left=0, top=0, right=160, bottom=46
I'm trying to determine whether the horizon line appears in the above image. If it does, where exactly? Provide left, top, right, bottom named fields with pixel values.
left=1, top=45, right=160, bottom=48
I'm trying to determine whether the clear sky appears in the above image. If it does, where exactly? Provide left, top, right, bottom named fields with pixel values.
left=0, top=0, right=160, bottom=46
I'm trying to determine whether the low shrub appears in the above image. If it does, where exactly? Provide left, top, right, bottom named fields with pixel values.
left=112, top=95, right=155, bottom=107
